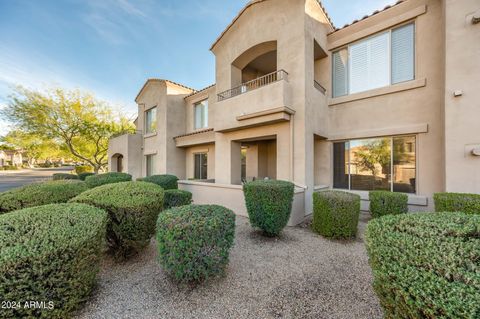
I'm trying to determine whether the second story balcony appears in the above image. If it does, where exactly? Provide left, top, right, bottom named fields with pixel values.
left=215, top=70, right=293, bottom=132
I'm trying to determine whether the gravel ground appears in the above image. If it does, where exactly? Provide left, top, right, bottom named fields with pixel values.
left=76, top=214, right=382, bottom=319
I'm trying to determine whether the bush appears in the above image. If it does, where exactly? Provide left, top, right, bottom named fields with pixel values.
left=2, top=165, right=18, bottom=171
left=0, top=180, right=88, bottom=214
left=156, top=205, right=235, bottom=283
left=312, top=190, right=360, bottom=239
left=0, top=203, right=107, bottom=318
left=369, top=190, right=408, bottom=218
left=434, top=192, right=480, bottom=215
left=243, top=180, right=294, bottom=236
left=164, top=189, right=192, bottom=209
left=78, top=172, right=95, bottom=181
left=137, top=174, right=178, bottom=190
left=75, top=165, right=94, bottom=174
left=70, top=181, right=164, bottom=258
left=52, top=173, right=79, bottom=180
left=366, top=212, right=480, bottom=318
left=85, top=172, right=132, bottom=188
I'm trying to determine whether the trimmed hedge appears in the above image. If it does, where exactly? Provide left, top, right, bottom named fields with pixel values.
left=156, top=205, right=235, bottom=283
left=366, top=212, right=480, bottom=318
left=243, top=180, right=294, bottom=236
left=164, top=189, right=192, bottom=209
left=78, top=172, right=95, bottom=181
left=75, top=165, right=94, bottom=174
left=434, top=192, right=480, bottom=215
left=52, top=173, right=79, bottom=180
left=85, top=172, right=132, bottom=188
left=0, top=180, right=88, bottom=214
left=312, top=191, right=360, bottom=239
left=70, top=181, right=164, bottom=258
left=137, top=174, right=178, bottom=190
left=0, top=203, right=107, bottom=318
left=369, top=190, right=408, bottom=218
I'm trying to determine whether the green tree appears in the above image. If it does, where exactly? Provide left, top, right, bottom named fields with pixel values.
left=1, top=87, right=134, bottom=173
left=354, top=138, right=391, bottom=177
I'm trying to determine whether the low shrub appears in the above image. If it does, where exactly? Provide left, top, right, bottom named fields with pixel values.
left=75, top=165, right=94, bottom=174
left=52, top=173, right=79, bottom=180
left=70, top=181, right=164, bottom=258
left=243, top=180, right=294, bottom=236
left=78, top=172, right=95, bottom=181
left=137, top=174, right=178, bottom=190
left=0, top=180, right=88, bottom=214
left=434, top=192, right=480, bottom=215
left=164, top=189, right=192, bottom=209
left=156, top=204, right=235, bottom=283
left=2, top=165, right=18, bottom=171
left=369, top=190, right=408, bottom=218
left=0, top=203, right=107, bottom=318
left=85, top=172, right=132, bottom=188
left=312, top=190, right=360, bottom=239
left=366, top=212, right=480, bottom=318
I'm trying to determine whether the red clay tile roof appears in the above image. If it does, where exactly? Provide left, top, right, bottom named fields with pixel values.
left=185, top=84, right=216, bottom=99
left=330, top=0, right=406, bottom=34
left=174, top=128, right=214, bottom=139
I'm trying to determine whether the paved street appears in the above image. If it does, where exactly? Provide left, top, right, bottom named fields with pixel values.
left=0, top=167, right=74, bottom=192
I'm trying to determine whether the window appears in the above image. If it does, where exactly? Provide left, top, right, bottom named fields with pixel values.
left=333, top=136, right=416, bottom=193
left=332, top=23, right=415, bottom=97
left=194, top=153, right=207, bottom=179
left=145, top=107, right=157, bottom=134
left=194, top=100, right=208, bottom=129
left=146, top=154, right=155, bottom=177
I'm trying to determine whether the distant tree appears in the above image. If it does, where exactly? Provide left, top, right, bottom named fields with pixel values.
left=354, top=138, right=391, bottom=177
left=1, top=87, right=135, bottom=173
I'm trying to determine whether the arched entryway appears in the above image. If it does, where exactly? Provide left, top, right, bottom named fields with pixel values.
left=111, top=154, right=124, bottom=173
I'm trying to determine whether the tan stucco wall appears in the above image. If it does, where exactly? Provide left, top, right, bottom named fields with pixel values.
left=444, top=0, right=480, bottom=193
left=108, top=133, right=143, bottom=179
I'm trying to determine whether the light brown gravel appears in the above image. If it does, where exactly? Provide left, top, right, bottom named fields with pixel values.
left=76, top=214, right=382, bottom=319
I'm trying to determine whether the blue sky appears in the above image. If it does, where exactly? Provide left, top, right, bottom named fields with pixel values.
left=0, top=0, right=395, bottom=135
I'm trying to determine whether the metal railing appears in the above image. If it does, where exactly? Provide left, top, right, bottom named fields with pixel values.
left=217, top=69, right=288, bottom=102
left=314, top=80, right=327, bottom=95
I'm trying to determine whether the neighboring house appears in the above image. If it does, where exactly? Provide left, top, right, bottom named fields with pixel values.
left=0, top=150, right=23, bottom=167
left=108, top=0, right=480, bottom=225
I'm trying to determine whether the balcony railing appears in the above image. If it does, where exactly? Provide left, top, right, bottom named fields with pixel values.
left=217, top=69, right=288, bottom=102
left=314, top=80, right=327, bottom=95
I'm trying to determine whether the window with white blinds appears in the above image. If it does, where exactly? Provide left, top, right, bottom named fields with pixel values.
left=332, top=23, right=415, bottom=98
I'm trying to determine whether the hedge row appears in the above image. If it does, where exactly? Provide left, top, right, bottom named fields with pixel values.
left=0, top=180, right=88, bottom=214
left=52, top=173, right=79, bottom=180
left=156, top=205, right=236, bottom=283
left=137, top=174, right=178, bottom=190
left=0, top=203, right=107, bottom=318
left=243, top=180, right=294, bottom=236
left=70, top=181, right=164, bottom=258
left=85, top=172, right=132, bottom=188
left=164, top=189, right=192, bottom=209
left=366, top=212, right=480, bottom=318
left=434, top=192, right=480, bottom=215
left=369, top=190, right=408, bottom=218
left=312, top=190, right=360, bottom=238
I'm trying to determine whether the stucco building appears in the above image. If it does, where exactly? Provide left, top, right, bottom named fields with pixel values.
left=108, top=0, right=480, bottom=225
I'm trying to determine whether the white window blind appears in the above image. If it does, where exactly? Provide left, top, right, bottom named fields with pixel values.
left=332, top=49, right=348, bottom=97
left=391, top=23, right=415, bottom=84
left=349, top=32, right=389, bottom=94
left=194, top=100, right=208, bottom=129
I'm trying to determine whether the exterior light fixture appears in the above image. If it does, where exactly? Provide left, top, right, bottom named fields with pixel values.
left=472, top=148, right=480, bottom=156
left=454, top=90, right=463, bottom=97
left=473, top=11, right=480, bottom=24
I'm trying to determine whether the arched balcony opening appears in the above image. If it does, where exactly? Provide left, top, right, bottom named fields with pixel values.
left=111, top=153, right=124, bottom=173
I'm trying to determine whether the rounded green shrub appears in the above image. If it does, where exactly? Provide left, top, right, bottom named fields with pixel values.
left=0, top=180, right=88, bottom=214
left=78, top=172, right=95, bottom=181
left=369, top=190, right=408, bottom=218
left=243, top=180, right=294, bottom=236
left=137, top=174, right=178, bottom=190
left=434, top=192, right=480, bottom=215
left=74, top=165, right=94, bottom=174
left=52, top=173, right=79, bottom=180
left=366, top=212, right=480, bottom=318
left=156, top=205, right=236, bottom=283
left=85, top=172, right=132, bottom=188
left=0, top=203, right=107, bottom=318
left=164, top=189, right=192, bottom=209
left=70, top=181, right=164, bottom=258
left=312, top=190, right=360, bottom=239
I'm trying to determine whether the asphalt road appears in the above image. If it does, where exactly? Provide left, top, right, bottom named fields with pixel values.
left=0, top=167, right=74, bottom=192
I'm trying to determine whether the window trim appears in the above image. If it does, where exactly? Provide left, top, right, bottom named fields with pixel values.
left=193, top=99, right=209, bottom=130
left=332, top=21, right=416, bottom=98
left=144, top=106, right=157, bottom=134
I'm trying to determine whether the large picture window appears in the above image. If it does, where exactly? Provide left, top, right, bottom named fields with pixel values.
left=332, top=23, right=415, bottom=97
left=194, top=100, right=208, bottom=129
left=194, top=153, right=207, bottom=180
left=333, top=136, right=416, bottom=193
left=145, top=107, right=157, bottom=134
